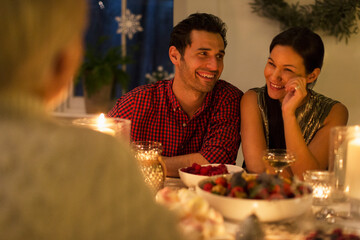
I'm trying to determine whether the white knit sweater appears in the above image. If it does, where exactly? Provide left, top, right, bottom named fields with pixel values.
left=0, top=93, right=184, bottom=240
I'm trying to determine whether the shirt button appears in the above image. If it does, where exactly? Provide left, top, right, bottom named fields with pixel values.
left=182, top=123, right=187, bottom=127
left=173, top=108, right=176, bottom=112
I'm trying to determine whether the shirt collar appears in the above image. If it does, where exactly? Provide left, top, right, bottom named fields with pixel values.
left=197, top=84, right=215, bottom=114
left=166, top=78, right=217, bottom=116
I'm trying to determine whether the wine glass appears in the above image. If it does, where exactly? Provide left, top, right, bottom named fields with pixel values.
left=263, top=149, right=296, bottom=175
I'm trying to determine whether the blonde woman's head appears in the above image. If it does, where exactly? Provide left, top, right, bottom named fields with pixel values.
left=0, top=0, right=87, bottom=101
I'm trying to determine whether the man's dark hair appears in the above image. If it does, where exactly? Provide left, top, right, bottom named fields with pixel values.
left=169, top=13, right=227, bottom=56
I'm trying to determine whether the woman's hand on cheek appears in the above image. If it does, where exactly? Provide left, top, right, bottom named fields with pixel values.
left=282, top=77, right=307, bottom=115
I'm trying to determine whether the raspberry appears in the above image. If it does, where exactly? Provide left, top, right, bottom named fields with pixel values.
left=192, top=163, right=201, bottom=172
left=218, top=164, right=228, bottom=173
left=191, top=163, right=199, bottom=168
left=200, top=167, right=209, bottom=175
left=332, top=228, right=343, bottom=237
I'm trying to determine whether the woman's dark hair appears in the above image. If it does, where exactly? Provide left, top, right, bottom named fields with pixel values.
left=270, top=27, right=324, bottom=87
left=169, top=13, right=227, bottom=56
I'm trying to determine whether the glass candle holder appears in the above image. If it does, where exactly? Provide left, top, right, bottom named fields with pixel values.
left=303, top=170, right=332, bottom=206
left=329, top=125, right=360, bottom=217
left=72, top=113, right=131, bottom=143
left=132, top=141, right=166, bottom=194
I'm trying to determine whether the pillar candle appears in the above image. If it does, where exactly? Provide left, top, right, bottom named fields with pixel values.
left=345, top=138, right=360, bottom=199
left=95, top=113, right=115, bottom=136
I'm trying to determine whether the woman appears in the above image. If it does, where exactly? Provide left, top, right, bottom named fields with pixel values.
left=241, top=27, right=348, bottom=179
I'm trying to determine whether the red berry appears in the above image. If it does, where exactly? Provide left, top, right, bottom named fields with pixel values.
left=268, top=193, right=285, bottom=200
left=230, top=186, right=246, bottom=198
left=218, top=164, right=228, bottom=173
left=283, top=183, right=292, bottom=195
left=271, top=185, right=281, bottom=194
left=348, top=234, right=360, bottom=239
left=230, top=186, right=244, bottom=193
left=203, top=182, right=214, bottom=192
left=247, top=180, right=256, bottom=190
left=215, top=177, right=227, bottom=187
left=191, top=163, right=199, bottom=168
left=193, top=163, right=201, bottom=172
left=332, top=228, right=343, bottom=236
left=254, top=188, right=269, bottom=199
left=200, top=167, right=209, bottom=175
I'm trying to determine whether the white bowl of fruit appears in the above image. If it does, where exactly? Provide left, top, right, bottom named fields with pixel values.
left=178, top=163, right=243, bottom=188
left=196, top=172, right=312, bottom=222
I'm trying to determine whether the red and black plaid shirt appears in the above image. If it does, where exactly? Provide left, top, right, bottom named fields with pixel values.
left=108, top=79, right=243, bottom=165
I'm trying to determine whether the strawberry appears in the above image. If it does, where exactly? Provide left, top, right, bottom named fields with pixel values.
left=230, top=186, right=244, bottom=193
left=271, top=184, right=281, bottom=194
left=283, top=182, right=292, bottom=194
left=246, top=180, right=257, bottom=191
left=268, top=193, right=285, bottom=200
left=253, top=188, right=269, bottom=199
left=230, top=186, right=245, bottom=198
left=215, top=177, right=227, bottom=187
left=202, top=182, right=214, bottom=192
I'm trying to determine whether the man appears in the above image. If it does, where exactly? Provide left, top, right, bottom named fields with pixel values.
left=0, top=1, right=183, bottom=239
left=108, top=13, right=243, bottom=177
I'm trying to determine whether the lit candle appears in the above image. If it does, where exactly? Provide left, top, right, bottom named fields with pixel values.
left=303, top=170, right=331, bottom=205
left=95, top=113, right=115, bottom=136
left=345, top=138, right=360, bottom=199
left=312, top=183, right=331, bottom=200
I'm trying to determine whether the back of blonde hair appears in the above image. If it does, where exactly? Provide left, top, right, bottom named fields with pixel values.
left=0, top=0, right=87, bottom=93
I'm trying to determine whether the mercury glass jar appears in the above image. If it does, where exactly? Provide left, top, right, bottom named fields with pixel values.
left=303, top=170, right=332, bottom=205
left=132, top=141, right=166, bottom=194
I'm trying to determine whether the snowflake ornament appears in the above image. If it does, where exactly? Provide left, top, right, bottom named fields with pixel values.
left=98, top=1, right=105, bottom=9
left=146, top=66, right=174, bottom=84
left=115, top=9, right=143, bottom=39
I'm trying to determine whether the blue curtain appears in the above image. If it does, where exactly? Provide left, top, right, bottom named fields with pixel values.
left=75, top=0, right=174, bottom=97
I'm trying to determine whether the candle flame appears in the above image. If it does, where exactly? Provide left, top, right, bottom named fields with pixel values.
left=94, top=113, right=115, bottom=136
left=313, top=184, right=331, bottom=199
left=97, top=113, right=106, bottom=128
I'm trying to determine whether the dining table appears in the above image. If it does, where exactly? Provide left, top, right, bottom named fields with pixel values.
left=162, top=177, right=360, bottom=240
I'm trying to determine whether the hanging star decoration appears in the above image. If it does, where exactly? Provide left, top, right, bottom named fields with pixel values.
left=145, top=66, right=174, bottom=84
left=115, top=9, right=143, bottom=39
